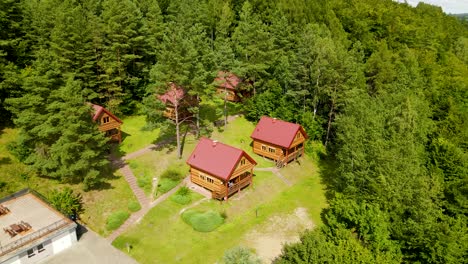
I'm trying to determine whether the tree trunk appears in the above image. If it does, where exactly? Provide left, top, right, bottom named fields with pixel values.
left=325, top=101, right=334, bottom=148
left=196, top=95, right=200, bottom=138
left=325, top=84, right=337, bottom=147
left=224, top=87, right=228, bottom=130
left=313, top=68, right=321, bottom=120
left=175, top=99, right=182, bottom=159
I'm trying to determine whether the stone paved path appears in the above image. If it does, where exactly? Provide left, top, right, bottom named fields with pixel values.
left=119, top=163, right=150, bottom=208
left=107, top=177, right=188, bottom=242
left=106, top=116, right=242, bottom=242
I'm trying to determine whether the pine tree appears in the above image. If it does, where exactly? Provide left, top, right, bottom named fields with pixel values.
left=232, top=1, right=273, bottom=94
left=49, top=0, right=99, bottom=100
left=45, top=78, right=109, bottom=189
left=99, top=0, right=147, bottom=112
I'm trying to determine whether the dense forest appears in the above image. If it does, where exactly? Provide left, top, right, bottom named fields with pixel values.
left=1, top=0, right=467, bottom=263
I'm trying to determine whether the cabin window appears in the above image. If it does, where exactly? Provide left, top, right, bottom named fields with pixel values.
left=27, top=249, right=35, bottom=258
left=103, top=116, right=110, bottom=123
left=261, top=145, right=267, bottom=151
left=296, top=133, right=301, bottom=139
left=207, top=177, right=214, bottom=184
left=268, top=147, right=275, bottom=153
left=37, top=244, right=45, bottom=253
left=240, top=159, right=246, bottom=166
left=199, top=174, right=206, bottom=180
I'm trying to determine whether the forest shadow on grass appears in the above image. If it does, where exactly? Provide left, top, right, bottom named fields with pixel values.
left=317, top=154, right=341, bottom=202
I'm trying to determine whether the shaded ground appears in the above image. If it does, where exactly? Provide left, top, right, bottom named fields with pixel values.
left=243, top=208, right=315, bottom=263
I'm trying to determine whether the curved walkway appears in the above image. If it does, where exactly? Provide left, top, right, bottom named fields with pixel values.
left=106, top=115, right=251, bottom=242
left=107, top=177, right=187, bottom=242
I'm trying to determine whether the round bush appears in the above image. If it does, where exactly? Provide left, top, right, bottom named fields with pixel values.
left=157, top=178, right=179, bottom=194
left=182, top=210, right=224, bottom=232
left=128, top=201, right=141, bottom=212
left=160, top=169, right=184, bottom=181
left=171, top=194, right=192, bottom=205
left=106, top=211, right=130, bottom=231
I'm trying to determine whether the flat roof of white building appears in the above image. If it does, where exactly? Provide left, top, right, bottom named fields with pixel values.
left=0, top=189, right=76, bottom=261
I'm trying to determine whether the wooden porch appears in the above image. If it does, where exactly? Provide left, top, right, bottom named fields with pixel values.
left=212, top=173, right=252, bottom=200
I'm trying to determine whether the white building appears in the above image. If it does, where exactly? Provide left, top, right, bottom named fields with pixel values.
left=0, top=189, right=77, bottom=264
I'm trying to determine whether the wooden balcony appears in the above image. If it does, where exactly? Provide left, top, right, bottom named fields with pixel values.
left=212, top=174, right=252, bottom=199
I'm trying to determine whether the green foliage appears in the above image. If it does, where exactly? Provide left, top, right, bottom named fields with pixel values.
left=171, top=194, right=191, bottom=205
left=160, top=169, right=184, bottom=181
left=127, top=201, right=141, bottom=212
left=181, top=209, right=224, bottom=232
left=48, top=187, right=84, bottom=218
left=136, top=175, right=152, bottom=190
left=176, top=186, right=190, bottom=196
left=2, top=0, right=468, bottom=262
left=106, top=210, right=130, bottom=231
left=222, top=246, right=261, bottom=264
left=171, top=186, right=191, bottom=204
left=157, top=178, right=179, bottom=194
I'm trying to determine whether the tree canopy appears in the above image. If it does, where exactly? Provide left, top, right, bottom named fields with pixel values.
left=1, top=0, right=467, bottom=261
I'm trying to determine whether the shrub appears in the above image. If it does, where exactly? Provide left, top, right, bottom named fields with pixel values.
left=137, top=175, right=151, bottom=189
left=220, top=210, right=228, bottom=220
left=157, top=178, right=179, bottom=194
left=160, top=169, right=184, bottom=181
left=128, top=201, right=141, bottom=212
left=48, top=188, right=84, bottom=218
left=106, top=211, right=130, bottom=231
left=171, top=194, right=192, bottom=205
left=182, top=210, right=224, bottom=232
left=171, top=187, right=192, bottom=204
left=176, top=186, right=190, bottom=196
left=305, top=140, right=326, bottom=161
left=222, top=246, right=261, bottom=264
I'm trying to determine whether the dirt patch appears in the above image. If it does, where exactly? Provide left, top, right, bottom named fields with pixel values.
left=243, top=208, right=315, bottom=263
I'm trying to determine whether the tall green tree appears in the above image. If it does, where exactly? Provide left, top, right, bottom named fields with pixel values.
left=99, top=0, right=147, bottom=112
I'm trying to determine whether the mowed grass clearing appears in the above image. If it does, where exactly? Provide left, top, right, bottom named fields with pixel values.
left=118, top=115, right=160, bottom=155
left=113, top=116, right=326, bottom=263
left=113, top=159, right=325, bottom=263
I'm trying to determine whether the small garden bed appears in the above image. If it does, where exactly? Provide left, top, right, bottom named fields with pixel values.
left=170, top=187, right=192, bottom=205
left=181, top=209, right=225, bottom=232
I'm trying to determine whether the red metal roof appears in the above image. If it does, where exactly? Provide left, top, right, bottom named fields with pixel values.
left=186, top=138, right=257, bottom=181
left=158, top=82, right=186, bottom=105
left=91, top=104, right=123, bottom=124
left=214, top=71, right=242, bottom=91
left=250, top=116, right=308, bottom=148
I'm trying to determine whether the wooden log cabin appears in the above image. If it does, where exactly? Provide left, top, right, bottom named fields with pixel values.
left=158, top=82, right=196, bottom=120
left=186, top=138, right=257, bottom=200
left=91, top=104, right=123, bottom=143
left=250, top=116, right=308, bottom=168
left=214, top=71, right=249, bottom=102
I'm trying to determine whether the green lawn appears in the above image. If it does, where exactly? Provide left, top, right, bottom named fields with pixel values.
left=113, top=153, right=326, bottom=263
left=125, top=133, right=198, bottom=198
left=0, top=127, right=139, bottom=237
left=118, top=115, right=160, bottom=155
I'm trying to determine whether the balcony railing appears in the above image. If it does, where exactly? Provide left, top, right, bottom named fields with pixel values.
left=0, top=219, right=72, bottom=257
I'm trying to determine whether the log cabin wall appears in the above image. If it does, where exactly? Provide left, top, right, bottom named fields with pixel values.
left=97, top=113, right=121, bottom=132
left=290, top=131, right=306, bottom=148
left=216, top=88, right=240, bottom=102
left=230, top=156, right=255, bottom=180
left=252, top=140, right=284, bottom=161
left=189, top=167, right=226, bottom=194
